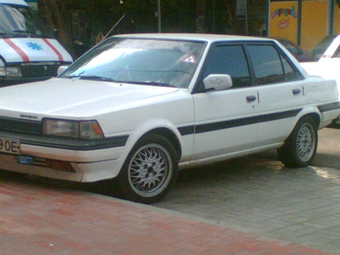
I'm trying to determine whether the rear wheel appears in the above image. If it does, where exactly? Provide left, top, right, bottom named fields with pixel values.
left=328, top=116, right=339, bottom=127
left=116, top=134, right=178, bottom=204
left=278, top=117, right=318, bottom=167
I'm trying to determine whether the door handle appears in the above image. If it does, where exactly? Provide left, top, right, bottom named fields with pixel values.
left=292, top=89, right=301, bottom=95
left=246, top=95, right=257, bottom=102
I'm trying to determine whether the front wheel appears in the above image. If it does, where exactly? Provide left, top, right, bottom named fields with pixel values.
left=278, top=117, right=318, bottom=167
left=116, top=134, right=178, bottom=204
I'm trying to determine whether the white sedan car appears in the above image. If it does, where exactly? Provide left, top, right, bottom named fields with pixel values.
left=0, top=34, right=339, bottom=203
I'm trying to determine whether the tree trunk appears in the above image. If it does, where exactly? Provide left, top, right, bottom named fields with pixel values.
left=37, top=0, right=74, bottom=57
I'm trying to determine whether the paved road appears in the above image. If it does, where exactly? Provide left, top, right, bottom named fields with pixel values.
left=0, top=126, right=339, bottom=254
left=153, top=126, right=340, bottom=254
left=1, top=174, right=335, bottom=255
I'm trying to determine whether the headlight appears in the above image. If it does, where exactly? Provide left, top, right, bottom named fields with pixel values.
left=0, top=58, right=5, bottom=76
left=0, top=59, right=22, bottom=77
left=43, top=119, right=104, bottom=139
left=6, top=66, right=22, bottom=77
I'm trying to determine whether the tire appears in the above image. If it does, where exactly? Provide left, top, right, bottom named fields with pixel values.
left=116, top=134, right=178, bottom=204
left=278, top=117, right=318, bottom=168
left=328, top=116, right=339, bottom=128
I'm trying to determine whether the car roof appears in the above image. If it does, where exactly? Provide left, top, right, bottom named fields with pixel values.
left=113, top=33, right=275, bottom=43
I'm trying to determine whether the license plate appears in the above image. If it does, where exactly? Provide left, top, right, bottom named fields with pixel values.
left=0, top=137, right=20, bottom=155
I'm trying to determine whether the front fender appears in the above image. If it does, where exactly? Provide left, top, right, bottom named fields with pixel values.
left=114, top=118, right=194, bottom=173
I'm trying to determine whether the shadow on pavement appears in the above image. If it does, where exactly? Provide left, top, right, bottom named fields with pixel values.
left=0, top=126, right=339, bottom=199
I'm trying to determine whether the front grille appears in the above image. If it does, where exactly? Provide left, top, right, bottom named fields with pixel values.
left=0, top=118, right=42, bottom=135
left=21, top=62, right=61, bottom=78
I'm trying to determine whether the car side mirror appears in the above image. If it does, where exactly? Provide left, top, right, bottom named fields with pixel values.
left=57, top=65, right=69, bottom=76
left=203, top=74, right=233, bottom=91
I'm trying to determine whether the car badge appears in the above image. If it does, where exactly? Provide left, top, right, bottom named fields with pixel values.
left=20, top=114, right=38, bottom=120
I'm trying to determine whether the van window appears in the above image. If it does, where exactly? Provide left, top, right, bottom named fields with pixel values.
left=0, top=3, right=53, bottom=38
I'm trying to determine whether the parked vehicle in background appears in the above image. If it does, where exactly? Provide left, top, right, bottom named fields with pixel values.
left=310, top=34, right=340, bottom=61
left=301, top=34, right=340, bottom=124
left=0, top=0, right=72, bottom=86
left=302, top=35, right=340, bottom=79
left=272, top=37, right=312, bottom=62
left=0, top=33, right=338, bottom=204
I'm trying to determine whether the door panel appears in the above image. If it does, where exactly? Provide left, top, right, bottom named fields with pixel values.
left=192, top=89, right=258, bottom=159
left=192, top=44, right=258, bottom=160
left=246, top=44, right=305, bottom=147
left=255, top=82, right=304, bottom=147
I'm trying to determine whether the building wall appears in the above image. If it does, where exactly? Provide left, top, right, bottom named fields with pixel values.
left=268, top=1, right=299, bottom=43
left=301, top=0, right=328, bottom=50
left=268, top=0, right=339, bottom=51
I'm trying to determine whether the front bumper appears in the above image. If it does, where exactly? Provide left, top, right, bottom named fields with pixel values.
left=0, top=130, right=129, bottom=182
left=0, top=153, right=123, bottom=182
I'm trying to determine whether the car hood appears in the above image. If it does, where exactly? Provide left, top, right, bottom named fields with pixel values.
left=0, top=78, right=180, bottom=119
left=0, top=38, right=72, bottom=63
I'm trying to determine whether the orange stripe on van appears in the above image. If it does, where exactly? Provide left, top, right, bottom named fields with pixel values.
left=4, top=38, right=30, bottom=62
left=43, top=38, right=63, bottom=61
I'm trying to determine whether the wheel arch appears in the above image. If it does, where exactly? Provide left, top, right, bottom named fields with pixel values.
left=299, top=112, right=320, bottom=128
left=278, top=112, right=319, bottom=167
left=143, top=128, right=182, bottom=160
left=116, top=128, right=181, bottom=203
left=281, top=111, right=320, bottom=147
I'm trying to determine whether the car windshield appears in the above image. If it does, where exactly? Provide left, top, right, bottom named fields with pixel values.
left=61, top=38, right=205, bottom=88
left=0, top=3, right=53, bottom=38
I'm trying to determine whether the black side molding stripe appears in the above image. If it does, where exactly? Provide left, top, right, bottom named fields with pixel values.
left=318, top=102, right=340, bottom=113
left=0, top=130, right=130, bottom=151
left=178, top=126, right=195, bottom=136
left=258, top=109, right=302, bottom=123
left=178, top=108, right=302, bottom=136
left=22, top=135, right=130, bottom=150
left=195, top=115, right=258, bottom=134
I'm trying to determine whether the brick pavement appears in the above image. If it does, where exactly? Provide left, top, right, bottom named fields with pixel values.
left=0, top=173, right=337, bottom=255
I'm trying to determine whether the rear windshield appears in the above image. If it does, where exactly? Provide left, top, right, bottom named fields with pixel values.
left=0, top=3, right=53, bottom=38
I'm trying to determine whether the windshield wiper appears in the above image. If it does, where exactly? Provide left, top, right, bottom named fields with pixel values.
left=66, top=75, right=116, bottom=82
left=129, top=81, right=177, bottom=88
left=11, top=29, right=53, bottom=38
left=66, top=76, right=177, bottom=87
left=114, top=80, right=177, bottom=88
left=142, top=81, right=177, bottom=88
left=0, top=32, right=20, bottom=38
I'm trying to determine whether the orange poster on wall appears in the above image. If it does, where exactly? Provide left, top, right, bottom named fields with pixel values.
left=269, top=1, right=298, bottom=44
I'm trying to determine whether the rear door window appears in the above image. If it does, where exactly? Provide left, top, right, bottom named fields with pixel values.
left=247, top=44, right=301, bottom=85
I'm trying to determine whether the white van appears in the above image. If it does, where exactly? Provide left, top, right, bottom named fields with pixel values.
left=0, top=0, right=72, bottom=86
